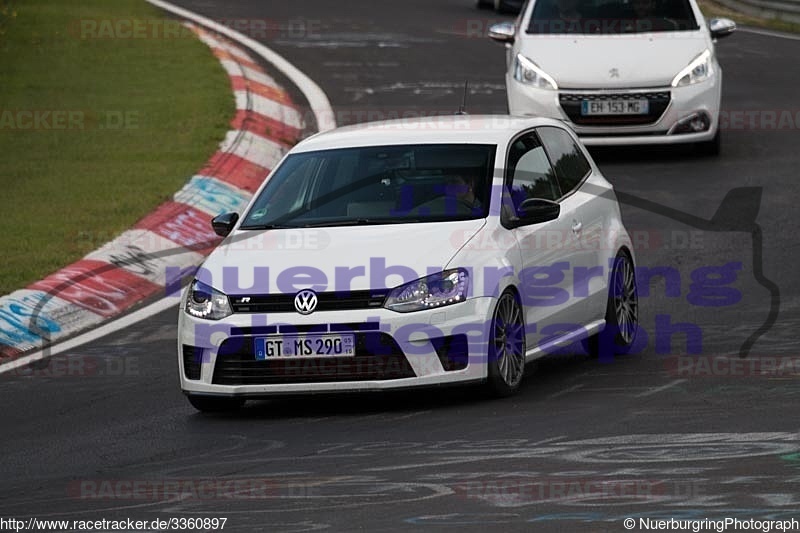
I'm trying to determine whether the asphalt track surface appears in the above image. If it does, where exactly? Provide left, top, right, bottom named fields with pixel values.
left=2, top=1, right=799, bottom=531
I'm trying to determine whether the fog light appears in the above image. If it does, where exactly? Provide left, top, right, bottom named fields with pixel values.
left=690, top=117, right=706, bottom=131
left=670, top=112, right=711, bottom=135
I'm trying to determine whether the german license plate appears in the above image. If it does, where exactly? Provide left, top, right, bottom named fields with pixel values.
left=255, top=334, right=356, bottom=360
left=581, top=99, right=649, bottom=115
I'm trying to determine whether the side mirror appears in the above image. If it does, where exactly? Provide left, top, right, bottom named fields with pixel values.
left=709, top=18, right=736, bottom=39
left=510, top=198, right=561, bottom=227
left=488, top=22, right=516, bottom=44
left=211, top=212, right=239, bottom=237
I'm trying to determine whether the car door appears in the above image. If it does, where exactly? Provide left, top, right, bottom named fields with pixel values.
left=538, top=125, right=610, bottom=327
left=503, top=130, right=582, bottom=353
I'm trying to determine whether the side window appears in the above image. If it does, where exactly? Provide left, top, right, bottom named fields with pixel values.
left=537, top=126, right=591, bottom=194
left=506, top=132, right=560, bottom=216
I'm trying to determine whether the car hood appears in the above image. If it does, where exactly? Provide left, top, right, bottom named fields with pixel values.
left=518, top=31, right=709, bottom=89
left=197, top=219, right=487, bottom=295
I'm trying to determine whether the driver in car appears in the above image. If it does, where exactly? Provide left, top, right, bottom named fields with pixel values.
left=447, top=172, right=483, bottom=212
left=445, top=172, right=484, bottom=215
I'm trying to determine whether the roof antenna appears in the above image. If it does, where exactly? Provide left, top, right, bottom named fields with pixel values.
left=456, top=80, right=469, bottom=115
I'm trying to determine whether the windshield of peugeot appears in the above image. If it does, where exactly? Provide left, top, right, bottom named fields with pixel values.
left=527, top=0, right=699, bottom=34
left=239, top=144, right=495, bottom=229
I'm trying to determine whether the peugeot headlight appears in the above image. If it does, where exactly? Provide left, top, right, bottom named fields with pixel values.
left=185, top=279, right=232, bottom=320
left=671, top=49, right=713, bottom=87
left=384, top=269, right=469, bottom=313
left=513, top=54, right=558, bottom=90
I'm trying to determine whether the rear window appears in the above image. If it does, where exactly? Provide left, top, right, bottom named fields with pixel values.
left=527, top=0, right=699, bottom=34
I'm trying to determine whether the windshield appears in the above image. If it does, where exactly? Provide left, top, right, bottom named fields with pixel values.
left=239, top=144, right=495, bottom=229
left=527, top=0, right=699, bottom=34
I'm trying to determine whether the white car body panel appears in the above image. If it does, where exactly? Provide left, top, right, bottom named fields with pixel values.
left=178, top=116, right=635, bottom=398
left=517, top=34, right=709, bottom=90
left=197, top=220, right=488, bottom=295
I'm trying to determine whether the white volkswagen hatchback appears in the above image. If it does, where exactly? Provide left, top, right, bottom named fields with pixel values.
left=489, top=0, right=736, bottom=154
left=178, top=116, right=638, bottom=412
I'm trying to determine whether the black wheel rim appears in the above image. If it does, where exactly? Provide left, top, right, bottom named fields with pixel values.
left=492, top=293, right=525, bottom=387
left=613, top=256, right=638, bottom=345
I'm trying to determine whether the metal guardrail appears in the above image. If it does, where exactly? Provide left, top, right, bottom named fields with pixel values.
left=715, top=0, right=800, bottom=24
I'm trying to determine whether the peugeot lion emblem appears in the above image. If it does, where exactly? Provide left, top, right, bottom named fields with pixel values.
left=294, top=289, right=318, bottom=315
left=609, top=68, right=620, bottom=78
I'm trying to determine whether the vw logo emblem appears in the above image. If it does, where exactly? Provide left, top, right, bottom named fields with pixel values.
left=294, top=289, right=318, bottom=315
left=609, top=68, right=620, bottom=78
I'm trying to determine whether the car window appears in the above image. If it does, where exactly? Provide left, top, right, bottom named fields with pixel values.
left=527, top=0, right=700, bottom=34
left=505, top=132, right=560, bottom=217
left=239, top=144, right=495, bottom=229
left=537, top=126, right=591, bottom=195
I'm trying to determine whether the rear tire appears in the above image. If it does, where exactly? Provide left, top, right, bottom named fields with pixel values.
left=486, top=291, right=526, bottom=397
left=187, top=395, right=246, bottom=413
left=583, top=252, right=638, bottom=360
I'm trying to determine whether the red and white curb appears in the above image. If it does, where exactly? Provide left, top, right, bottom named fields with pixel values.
left=0, top=22, right=317, bottom=364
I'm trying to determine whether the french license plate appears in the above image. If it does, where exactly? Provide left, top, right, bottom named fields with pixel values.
left=581, top=99, right=649, bottom=116
left=255, top=334, right=356, bottom=360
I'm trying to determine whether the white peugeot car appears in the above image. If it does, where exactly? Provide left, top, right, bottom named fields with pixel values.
left=178, top=116, right=638, bottom=412
left=489, top=0, right=736, bottom=154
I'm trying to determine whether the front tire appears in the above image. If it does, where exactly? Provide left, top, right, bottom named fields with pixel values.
left=486, top=291, right=526, bottom=397
left=187, top=395, right=246, bottom=413
left=584, top=252, right=638, bottom=359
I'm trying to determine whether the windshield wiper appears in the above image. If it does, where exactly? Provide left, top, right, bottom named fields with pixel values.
left=299, top=218, right=424, bottom=228
left=238, top=223, right=298, bottom=230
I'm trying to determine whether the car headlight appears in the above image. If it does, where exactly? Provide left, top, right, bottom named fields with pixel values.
left=671, top=49, right=713, bottom=87
left=384, top=269, right=469, bottom=313
left=513, top=54, right=558, bottom=90
left=185, top=280, right=233, bottom=320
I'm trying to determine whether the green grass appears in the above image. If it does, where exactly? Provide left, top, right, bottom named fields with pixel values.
left=0, top=0, right=234, bottom=296
left=698, top=0, right=800, bottom=33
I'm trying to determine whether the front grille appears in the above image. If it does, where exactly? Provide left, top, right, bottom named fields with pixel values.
left=182, top=345, right=203, bottom=380
left=559, top=91, right=671, bottom=126
left=230, top=290, right=390, bottom=314
left=212, top=332, right=416, bottom=385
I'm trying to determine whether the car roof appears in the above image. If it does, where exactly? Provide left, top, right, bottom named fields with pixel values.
left=290, top=115, right=566, bottom=153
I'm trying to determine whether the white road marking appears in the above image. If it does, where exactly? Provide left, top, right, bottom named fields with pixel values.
left=547, top=384, right=584, bottom=399
left=739, top=27, right=800, bottom=41
left=364, top=436, right=568, bottom=472
left=0, top=297, right=180, bottom=376
left=636, top=379, right=687, bottom=397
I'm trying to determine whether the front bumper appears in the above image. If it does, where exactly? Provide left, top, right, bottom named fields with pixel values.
left=178, top=296, right=496, bottom=396
left=506, top=73, right=721, bottom=145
